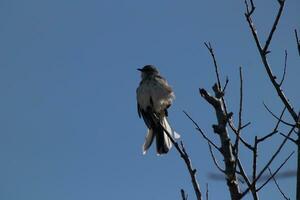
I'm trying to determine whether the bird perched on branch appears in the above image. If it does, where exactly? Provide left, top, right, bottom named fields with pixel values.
left=136, top=65, right=178, bottom=155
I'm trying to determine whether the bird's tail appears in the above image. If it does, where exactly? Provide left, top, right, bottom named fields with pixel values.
left=143, top=117, right=178, bottom=155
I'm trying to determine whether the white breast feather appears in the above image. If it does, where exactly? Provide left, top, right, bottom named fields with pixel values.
left=137, top=77, right=174, bottom=113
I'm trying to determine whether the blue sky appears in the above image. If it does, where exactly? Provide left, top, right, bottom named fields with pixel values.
left=0, top=0, right=299, bottom=199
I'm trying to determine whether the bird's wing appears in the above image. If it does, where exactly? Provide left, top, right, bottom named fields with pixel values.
left=156, top=75, right=173, bottom=94
left=140, top=108, right=155, bottom=129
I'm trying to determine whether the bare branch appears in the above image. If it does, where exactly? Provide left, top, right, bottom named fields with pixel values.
left=263, top=0, right=285, bottom=53
left=279, top=132, right=298, bottom=145
left=208, top=142, right=225, bottom=173
left=181, top=189, right=188, bottom=200
left=240, top=122, right=251, bottom=130
left=240, top=125, right=297, bottom=198
left=257, top=151, right=294, bottom=192
left=184, top=111, right=221, bottom=152
left=204, top=42, right=222, bottom=90
left=229, top=121, right=254, bottom=150
left=206, top=184, right=209, bottom=200
left=263, top=103, right=294, bottom=127
left=268, top=168, right=290, bottom=200
left=251, top=137, right=258, bottom=194
left=199, top=86, right=241, bottom=199
left=237, top=158, right=259, bottom=199
left=238, top=67, right=244, bottom=132
left=236, top=158, right=251, bottom=187
left=222, top=76, right=229, bottom=93
left=279, top=50, right=288, bottom=87
left=245, top=0, right=298, bottom=122
left=245, top=0, right=255, bottom=16
left=152, top=113, right=202, bottom=200
left=295, top=29, right=300, bottom=56
left=233, top=67, right=244, bottom=173
left=257, top=106, right=286, bottom=143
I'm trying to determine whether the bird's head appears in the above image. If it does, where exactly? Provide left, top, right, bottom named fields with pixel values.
left=137, top=65, right=159, bottom=79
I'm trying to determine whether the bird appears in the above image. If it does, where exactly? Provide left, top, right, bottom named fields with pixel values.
left=136, top=65, right=177, bottom=155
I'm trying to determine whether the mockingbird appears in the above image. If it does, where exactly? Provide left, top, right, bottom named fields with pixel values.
left=136, top=65, right=177, bottom=155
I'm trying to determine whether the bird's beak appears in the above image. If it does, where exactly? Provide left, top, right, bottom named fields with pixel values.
left=137, top=68, right=142, bottom=71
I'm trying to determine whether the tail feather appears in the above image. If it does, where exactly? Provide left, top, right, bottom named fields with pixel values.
left=143, top=129, right=154, bottom=155
left=155, top=117, right=172, bottom=155
left=142, top=116, right=176, bottom=155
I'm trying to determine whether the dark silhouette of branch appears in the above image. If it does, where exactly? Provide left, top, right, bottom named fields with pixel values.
left=240, top=125, right=297, bottom=198
left=279, top=50, right=288, bottom=87
left=234, top=67, right=244, bottom=173
left=222, top=76, right=229, bottom=93
left=268, top=168, right=290, bottom=200
left=151, top=113, right=202, bottom=200
left=208, top=142, right=225, bottom=173
left=263, top=103, right=294, bottom=127
left=199, top=87, right=241, bottom=199
left=181, top=189, right=188, bottom=200
left=295, top=29, right=300, bottom=56
left=263, top=0, right=285, bottom=53
left=204, top=42, right=222, bottom=90
left=204, top=42, right=231, bottom=122
left=257, top=106, right=286, bottom=143
left=257, top=151, right=294, bottom=192
left=244, top=0, right=298, bottom=123
left=206, top=183, right=209, bottom=200
left=279, top=132, right=298, bottom=145
left=184, top=111, right=221, bottom=152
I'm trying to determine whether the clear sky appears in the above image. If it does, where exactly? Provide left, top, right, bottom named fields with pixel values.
left=0, top=0, right=299, bottom=199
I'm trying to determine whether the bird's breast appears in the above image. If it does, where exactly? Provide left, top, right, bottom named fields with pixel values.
left=137, top=79, right=174, bottom=113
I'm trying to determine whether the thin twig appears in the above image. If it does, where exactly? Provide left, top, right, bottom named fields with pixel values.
left=245, top=0, right=298, bottom=123
left=240, top=125, right=297, bottom=198
left=257, top=151, right=294, bottom=191
left=237, top=158, right=258, bottom=199
left=237, top=158, right=252, bottom=188
left=279, top=132, right=298, bottom=144
left=257, top=106, right=286, bottom=143
left=206, top=183, right=209, bottom=200
left=263, top=0, right=285, bottom=53
left=222, top=76, right=229, bottom=93
left=240, top=122, right=251, bottom=130
left=295, top=29, right=300, bottom=56
left=204, top=42, right=221, bottom=90
left=234, top=67, right=244, bottom=172
left=245, top=0, right=255, bottom=16
left=181, top=189, right=188, bottom=200
left=153, top=114, right=202, bottom=200
left=279, top=50, right=288, bottom=87
left=268, top=168, right=290, bottom=200
left=208, top=142, right=225, bottom=173
left=238, top=67, right=243, bottom=132
left=184, top=111, right=221, bottom=152
left=229, top=121, right=254, bottom=150
left=263, top=103, right=294, bottom=127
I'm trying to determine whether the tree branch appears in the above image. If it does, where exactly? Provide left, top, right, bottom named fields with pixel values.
left=208, top=142, right=225, bottom=173
left=199, top=87, right=241, bottom=199
left=279, top=50, right=288, bottom=87
left=268, top=168, right=290, bottom=200
left=263, top=103, right=294, bottom=127
left=153, top=114, right=202, bottom=200
left=184, top=111, right=221, bottom=153
left=240, top=125, right=297, bottom=198
left=245, top=0, right=298, bottom=123
left=181, top=189, right=188, bottom=200
left=256, top=151, right=294, bottom=192
left=295, top=29, right=300, bottom=56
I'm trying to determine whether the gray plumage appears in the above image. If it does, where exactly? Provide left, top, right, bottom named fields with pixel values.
left=136, top=65, right=176, bottom=155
